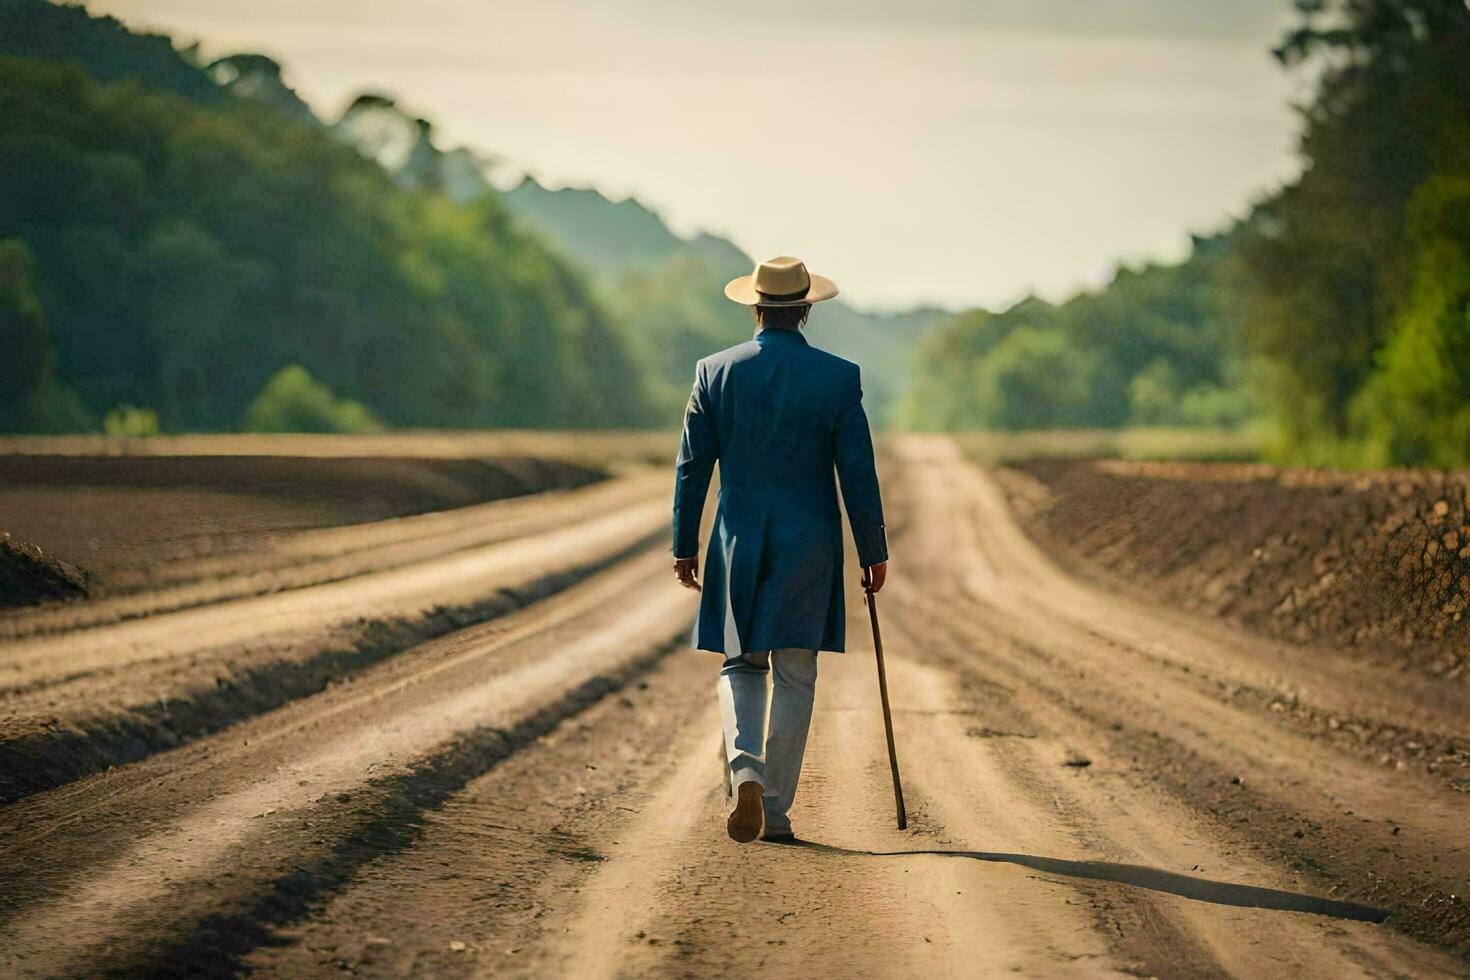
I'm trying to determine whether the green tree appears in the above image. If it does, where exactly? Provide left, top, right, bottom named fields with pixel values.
left=973, top=326, right=1098, bottom=429
left=604, top=255, right=750, bottom=413
left=243, top=365, right=382, bottom=434
left=0, top=46, right=661, bottom=432
left=1351, top=175, right=1470, bottom=466
left=1128, top=359, right=1181, bottom=426
left=1228, top=0, right=1470, bottom=461
left=902, top=236, right=1248, bottom=433
left=103, top=404, right=159, bottom=439
left=0, top=237, right=90, bottom=431
left=0, top=239, right=49, bottom=417
left=0, top=0, right=224, bottom=103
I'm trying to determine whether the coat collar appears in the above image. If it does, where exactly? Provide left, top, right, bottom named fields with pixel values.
left=754, top=327, right=809, bottom=347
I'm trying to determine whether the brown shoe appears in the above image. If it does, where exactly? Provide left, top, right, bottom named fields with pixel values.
left=727, top=780, right=765, bottom=843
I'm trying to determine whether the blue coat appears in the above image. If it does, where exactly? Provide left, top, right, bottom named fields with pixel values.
left=672, top=327, right=888, bottom=654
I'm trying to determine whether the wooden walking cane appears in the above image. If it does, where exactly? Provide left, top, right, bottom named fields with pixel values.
left=863, top=572, right=907, bottom=830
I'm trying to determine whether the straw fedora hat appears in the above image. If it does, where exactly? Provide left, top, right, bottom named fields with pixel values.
left=724, top=255, right=839, bottom=307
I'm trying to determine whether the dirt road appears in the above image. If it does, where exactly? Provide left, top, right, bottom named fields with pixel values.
left=1, top=437, right=1466, bottom=977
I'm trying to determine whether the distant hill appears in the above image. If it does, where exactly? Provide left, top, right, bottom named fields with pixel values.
left=499, top=177, right=752, bottom=279
left=504, top=178, right=724, bottom=277
left=497, top=179, right=948, bottom=422
left=503, top=178, right=948, bottom=419
left=324, top=94, right=947, bottom=421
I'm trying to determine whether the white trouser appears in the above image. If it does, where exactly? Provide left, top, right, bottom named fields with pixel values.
left=716, top=648, right=818, bottom=836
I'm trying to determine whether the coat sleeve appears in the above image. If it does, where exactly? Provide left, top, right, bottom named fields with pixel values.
left=833, top=365, right=888, bottom=568
left=672, top=360, right=719, bottom=560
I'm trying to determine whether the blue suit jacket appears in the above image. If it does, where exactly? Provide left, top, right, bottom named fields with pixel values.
left=672, top=327, right=887, bottom=654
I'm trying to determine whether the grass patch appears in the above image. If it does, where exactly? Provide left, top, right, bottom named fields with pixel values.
left=949, top=427, right=1266, bottom=465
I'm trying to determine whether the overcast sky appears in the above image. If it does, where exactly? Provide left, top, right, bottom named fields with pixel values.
left=93, top=0, right=1308, bottom=311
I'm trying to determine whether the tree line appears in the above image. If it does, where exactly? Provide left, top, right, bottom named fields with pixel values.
left=0, top=0, right=658, bottom=433
left=901, top=234, right=1250, bottom=432
left=0, top=0, right=941, bottom=436
left=4, top=0, right=1467, bottom=466
left=906, top=0, right=1470, bottom=467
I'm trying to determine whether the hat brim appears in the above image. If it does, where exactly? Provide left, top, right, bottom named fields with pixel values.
left=723, top=272, right=839, bottom=307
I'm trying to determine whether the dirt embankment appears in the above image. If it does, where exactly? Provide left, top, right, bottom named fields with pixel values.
left=0, top=454, right=603, bottom=589
left=0, top=535, right=90, bottom=608
left=1000, top=458, right=1470, bottom=680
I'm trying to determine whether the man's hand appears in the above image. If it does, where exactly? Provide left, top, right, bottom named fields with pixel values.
left=862, top=561, right=888, bottom=594
left=674, top=556, right=701, bottom=592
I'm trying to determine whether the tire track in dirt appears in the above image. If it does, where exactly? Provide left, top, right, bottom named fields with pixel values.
left=0, top=554, right=696, bottom=978
left=0, top=478, right=668, bottom=803
left=244, top=583, right=1447, bottom=976
left=2, top=437, right=1464, bottom=977
left=881, top=604, right=1444, bottom=977
left=2, top=497, right=666, bottom=686
left=239, top=652, right=719, bottom=978
left=990, top=465, right=1470, bottom=796
left=0, top=471, right=663, bottom=640
left=221, top=438, right=1463, bottom=978
left=887, top=435, right=1469, bottom=964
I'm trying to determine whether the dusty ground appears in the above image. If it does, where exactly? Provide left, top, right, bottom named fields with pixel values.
left=0, top=436, right=1466, bottom=978
left=1001, top=458, right=1470, bottom=681
left=0, top=535, right=90, bottom=609
left=0, top=454, right=602, bottom=586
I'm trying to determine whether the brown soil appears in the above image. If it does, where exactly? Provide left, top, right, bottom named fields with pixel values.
left=1000, top=458, right=1470, bottom=681
left=0, top=430, right=670, bottom=465
left=0, top=454, right=601, bottom=585
left=0, top=534, right=90, bottom=608
left=1, top=437, right=1465, bottom=977
left=0, top=471, right=667, bottom=804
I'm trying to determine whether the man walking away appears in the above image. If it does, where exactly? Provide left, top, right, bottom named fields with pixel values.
left=671, top=255, right=889, bottom=843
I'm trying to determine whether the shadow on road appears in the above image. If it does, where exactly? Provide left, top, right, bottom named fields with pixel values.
left=770, top=838, right=1389, bottom=923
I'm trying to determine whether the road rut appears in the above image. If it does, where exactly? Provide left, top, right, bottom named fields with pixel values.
left=1, top=438, right=1464, bottom=977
